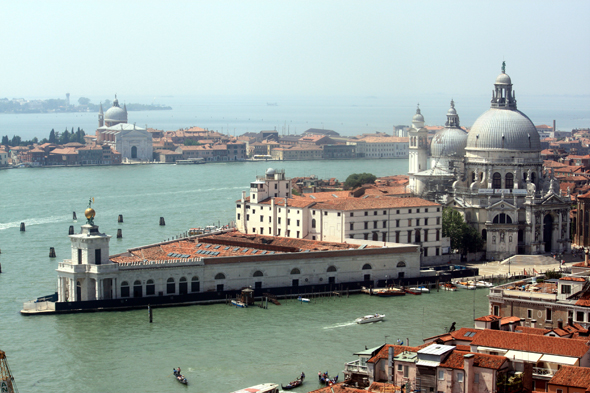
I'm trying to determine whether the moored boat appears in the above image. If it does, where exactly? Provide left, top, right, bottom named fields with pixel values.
left=297, top=296, right=310, bottom=303
left=404, top=288, right=422, bottom=295
left=441, top=283, right=458, bottom=291
left=454, top=281, right=476, bottom=290
left=355, top=313, right=385, bottom=324
left=231, top=300, right=247, bottom=308
left=476, top=280, right=493, bottom=288
left=409, top=286, right=430, bottom=293
left=375, top=289, right=405, bottom=297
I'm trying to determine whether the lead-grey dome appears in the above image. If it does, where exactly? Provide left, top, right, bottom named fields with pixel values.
left=495, top=72, right=512, bottom=85
left=105, top=106, right=127, bottom=122
left=431, top=127, right=468, bottom=158
left=465, top=108, right=540, bottom=151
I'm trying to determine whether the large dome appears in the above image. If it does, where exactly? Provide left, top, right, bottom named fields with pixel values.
left=105, top=106, right=127, bottom=122
left=465, top=108, right=540, bottom=151
left=431, top=127, right=468, bottom=158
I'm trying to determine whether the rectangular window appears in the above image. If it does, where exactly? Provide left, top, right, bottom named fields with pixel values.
left=373, top=211, right=377, bottom=216
left=350, top=212, right=354, bottom=217
left=237, top=204, right=241, bottom=208
left=395, top=232, right=400, bottom=243
left=269, top=216, right=272, bottom=223
left=337, top=212, right=341, bottom=217
left=409, top=209, right=412, bottom=213
left=287, top=230, right=291, bottom=237
left=436, top=247, right=439, bottom=256
left=373, top=221, right=377, bottom=228
left=237, top=213, right=241, bottom=220
left=296, top=231, right=300, bottom=238
left=437, top=217, right=440, bottom=225
left=493, top=305, right=500, bottom=316
left=313, top=210, right=316, bottom=215
left=77, top=249, right=82, bottom=264
left=396, top=220, right=400, bottom=228
left=416, top=218, right=420, bottom=226
left=577, top=311, right=585, bottom=322
left=246, top=214, right=250, bottom=221
left=424, top=230, right=428, bottom=242
left=396, top=210, right=400, bottom=214
left=436, top=229, right=440, bottom=241
left=364, top=211, right=368, bottom=216
left=527, top=309, right=532, bottom=319
left=408, top=219, right=412, bottom=226
left=252, top=209, right=256, bottom=214
left=287, top=219, right=291, bottom=225
left=397, top=364, right=403, bottom=372
left=350, top=223, right=354, bottom=230
left=274, top=184, right=277, bottom=189
left=407, top=230, right=412, bottom=243
left=417, top=209, right=420, bottom=213
left=277, top=229, right=281, bottom=236
left=425, top=218, right=428, bottom=226
left=437, top=207, right=440, bottom=212
left=278, top=217, right=281, bottom=224
left=296, top=220, right=300, bottom=226
left=403, top=365, right=408, bottom=378
left=438, top=370, right=444, bottom=380
left=364, top=222, right=368, bottom=229
left=457, top=372, right=464, bottom=383
left=260, top=228, right=264, bottom=234
left=260, top=216, right=264, bottom=222
left=423, top=247, right=428, bottom=257
left=364, top=233, right=369, bottom=240
left=324, top=212, right=327, bottom=216
left=383, top=220, right=387, bottom=228
left=95, top=249, right=101, bottom=265
left=383, top=210, right=386, bottom=215
left=546, top=308, right=552, bottom=321
left=425, top=208, right=428, bottom=213
left=474, top=373, right=479, bottom=383
left=561, top=285, right=571, bottom=294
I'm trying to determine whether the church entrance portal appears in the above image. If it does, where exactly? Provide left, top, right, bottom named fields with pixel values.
left=544, top=214, right=553, bottom=253
left=131, top=146, right=138, bottom=159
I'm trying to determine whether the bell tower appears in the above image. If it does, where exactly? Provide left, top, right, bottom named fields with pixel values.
left=408, top=105, right=428, bottom=176
left=98, top=103, right=104, bottom=127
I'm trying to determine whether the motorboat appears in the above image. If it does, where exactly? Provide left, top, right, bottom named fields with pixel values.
left=476, top=280, right=493, bottom=288
left=231, top=300, right=247, bottom=308
left=441, top=283, right=458, bottom=291
left=404, top=288, right=422, bottom=295
left=409, top=286, right=430, bottom=293
left=297, top=296, right=310, bottom=303
left=454, top=281, right=476, bottom=290
left=355, top=313, right=385, bottom=324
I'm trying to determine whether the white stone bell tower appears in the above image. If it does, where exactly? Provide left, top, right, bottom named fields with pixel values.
left=408, top=105, right=428, bottom=192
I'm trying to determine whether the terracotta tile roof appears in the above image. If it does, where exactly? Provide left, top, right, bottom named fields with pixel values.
left=110, top=230, right=377, bottom=264
left=470, top=329, right=590, bottom=358
left=314, top=196, right=439, bottom=211
left=368, top=344, right=429, bottom=363
left=500, top=316, right=522, bottom=325
left=515, top=326, right=550, bottom=335
left=549, top=365, right=590, bottom=388
left=258, top=197, right=316, bottom=208
left=437, top=349, right=509, bottom=371
left=367, top=382, right=404, bottom=393
left=561, top=276, right=587, bottom=282
left=455, top=345, right=471, bottom=351
left=474, top=315, right=500, bottom=322
left=450, top=328, right=481, bottom=342
left=575, top=290, right=590, bottom=307
left=309, top=383, right=366, bottom=393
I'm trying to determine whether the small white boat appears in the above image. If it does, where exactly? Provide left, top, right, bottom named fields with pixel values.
left=231, top=300, right=247, bottom=308
left=355, top=313, right=385, bottom=324
left=454, top=281, right=476, bottom=290
left=409, top=286, right=430, bottom=293
left=441, top=283, right=458, bottom=291
left=297, top=296, right=310, bottom=303
left=476, top=280, right=493, bottom=288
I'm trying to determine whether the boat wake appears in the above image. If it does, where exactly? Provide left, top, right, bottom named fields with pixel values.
left=322, top=321, right=356, bottom=330
left=0, top=215, right=69, bottom=231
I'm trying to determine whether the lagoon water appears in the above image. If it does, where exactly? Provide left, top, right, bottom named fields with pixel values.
left=0, top=160, right=491, bottom=393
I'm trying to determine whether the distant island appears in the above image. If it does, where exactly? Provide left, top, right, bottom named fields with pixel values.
left=0, top=96, right=171, bottom=114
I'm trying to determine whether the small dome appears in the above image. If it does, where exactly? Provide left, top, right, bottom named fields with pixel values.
left=466, top=108, right=540, bottom=151
left=413, top=111, right=424, bottom=123
left=447, top=107, right=457, bottom=116
left=495, top=72, right=512, bottom=85
left=431, top=127, right=468, bottom=158
left=266, top=168, right=275, bottom=176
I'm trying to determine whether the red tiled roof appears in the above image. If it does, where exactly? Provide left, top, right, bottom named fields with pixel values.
left=438, top=351, right=506, bottom=370
left=560, top=276, right=587, bottom=282
left=470, top=330, right=590, bottom=358
left=314, top=196, right=439, bottom=211
left=549, top=365, right=590, bottom=388
left=474, top=315, right=500, bottom=322
left=450, top=328, right=481, bottom=342
left=515, top=326, right=550, bottom=335
left=368, top=344, right=429, bottom=363
left=309, top=383, right=366, bottom=393
left=500, top=316, right=522, bottom=325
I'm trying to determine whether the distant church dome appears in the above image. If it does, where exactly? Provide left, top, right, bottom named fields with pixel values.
left=104, top=96, right=128, bottom=124
left=431, top=100, right=467, bottom=158
left=466, top=66, right=540, bottom=152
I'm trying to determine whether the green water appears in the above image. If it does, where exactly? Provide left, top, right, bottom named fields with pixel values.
left=0, top=160, right=489, bottom=392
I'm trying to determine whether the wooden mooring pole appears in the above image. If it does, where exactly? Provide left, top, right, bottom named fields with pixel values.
left=148, top=305, right=153, bottom=323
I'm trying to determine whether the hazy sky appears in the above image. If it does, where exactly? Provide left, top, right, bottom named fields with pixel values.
left=2, top=0, right=589, bottom=98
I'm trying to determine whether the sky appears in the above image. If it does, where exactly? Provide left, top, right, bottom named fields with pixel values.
left=1, top=0, right=589, bottom=99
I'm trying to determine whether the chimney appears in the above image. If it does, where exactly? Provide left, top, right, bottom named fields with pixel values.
left=463, top=354, right=475, bottom=392
left=531, top=319, right=536, bottom=328
left=509, top=321, right=516, bottom=332
left=241, top=191, right=246, bottom=203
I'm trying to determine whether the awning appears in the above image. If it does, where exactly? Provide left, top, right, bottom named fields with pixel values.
left=416, top=360, right=440, bottom=367
left=504, top=350, right=543, bottom=362
left=539, top=354, right=578, bottom=365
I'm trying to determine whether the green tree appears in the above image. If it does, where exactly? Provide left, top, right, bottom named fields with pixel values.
left=344, top=173, right=377, bottom=189
left=442, top=207, right=484, bottom=258
left=10, top=135, right=21, bottom=146
left=78, top=97, right=91, bottom=106
left=1, top=135, right=8, bottom=145
left=49, top=129, right=57, bottom=144
left=184, top=139, right=201, bottom=146
left=60, top=128, right=70, bottom=144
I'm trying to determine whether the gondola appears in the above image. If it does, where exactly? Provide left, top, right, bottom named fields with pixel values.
left=173, top=368, right=188, bottom=385
left=318, top=372, right=337, bottom=385
left=282, top=372, right=305, bottom=390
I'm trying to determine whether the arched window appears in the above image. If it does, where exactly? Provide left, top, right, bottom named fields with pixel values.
left=471, top=172, right=475, bottom=182
left=493, top=213, right=512, bottom=224
left=505, top=173, right=514, bottom=189
left=179, top=277, right=188, bottom=295
left=531, top=172, right=536, bottom=184
left=215, top=273, right=226, bottom=280
left=327, top=266, right=337, bottom=272
left=121, top=281, right=130, bottom=298
left=290, top=268, right=300, bottom=275
left=166, top=278, right=175, bottom=294
left=133, top=280, right=142, bottom=298
left=492, top=172, right=502, bottom=189
left=253, top=271, right=263, bottom=277
left=146, top=279, right=155, bottom=296
left=397, top=261, right=406, bottom=267
left=415, top=229, right=421, bottom=243
left=311, top=219, right=316, bottom=229
left=191, top=276, right=200, bottom=293
left=523, top=171, right=528, bottom=182
left=362, top=264, right=372, bottom=270
left=131, top=146, right=138, bottom=159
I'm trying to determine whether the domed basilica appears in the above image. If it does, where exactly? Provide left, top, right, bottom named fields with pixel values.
left=96, top=96, right=153, bottom=161
left=408, top=65, right=570, bottom=260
